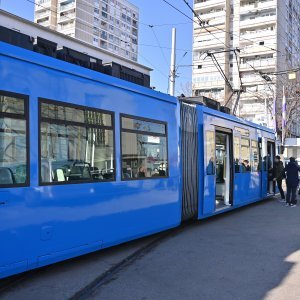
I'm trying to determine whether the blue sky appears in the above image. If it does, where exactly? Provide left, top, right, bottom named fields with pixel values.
left=0, top=0, right=193, bottom=95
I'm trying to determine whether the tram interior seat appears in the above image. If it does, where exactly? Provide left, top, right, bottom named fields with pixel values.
left=102, top=169, right=114, bottom=180
left=54, top=169, right=65, bottom=182
left=90, top=167, right=100, bottom=179
left=0, top=167, right=15, bottom=185
left=68, top=166, right=91, bottom=181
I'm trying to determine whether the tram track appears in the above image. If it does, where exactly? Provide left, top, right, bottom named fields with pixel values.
left=68, top=201, right=273, bottom=299
left=68, top=229, right=175, bottom=300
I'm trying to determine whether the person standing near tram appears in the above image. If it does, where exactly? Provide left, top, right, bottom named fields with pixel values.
left=284, top=157, right=300, bottom=207
left=273, top=155, right=285, bottom=202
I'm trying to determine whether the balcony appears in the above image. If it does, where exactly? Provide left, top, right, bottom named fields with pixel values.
left=240, top=29, right=276, bottom=43
left=58, top=21, right=75, bottom=31
left=35, top=0, right=51, bottom=12
left=193, top=33, right=227, bottom=50
left=200, top=9, right=225, bottom=20
left=37, top=20, right=50, bottom=27
left=58, top=11, right=76, bottom=23
left=193, top=42, right=227, bottom=51
left=240, top=59, right=276, bottom=71
left=194, top=0, right=225, bottom=11
left=194, top=16, right=225, bottom=28
left=35, top=9, right=50, bottom=19
left=240, top=76, right=265, bottom=85
left=240, top=15, right=276, bottom=29
left=240, top=44, right=277, bottom=56
left=59, top=1, right=75, bottom=13
left=192, top=80, right=225, bottom=89
left=240, top=0, right=276, bottom=15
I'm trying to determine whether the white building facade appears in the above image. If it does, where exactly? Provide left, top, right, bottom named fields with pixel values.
left=35, top=0, right=139, bottom=62
left=192, top=0, right=300, bottom=134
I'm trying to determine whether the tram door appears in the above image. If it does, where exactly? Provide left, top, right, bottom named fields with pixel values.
left=215, top=130, right=233, bottom=210
left=267, top=140, right=276, bottom=194
left=261, top=138, right=275, bottom=197
left=203, top=126, right=233, bottom=215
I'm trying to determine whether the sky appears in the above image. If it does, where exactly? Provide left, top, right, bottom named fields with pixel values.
left=0, top=0, right=194, bottom=95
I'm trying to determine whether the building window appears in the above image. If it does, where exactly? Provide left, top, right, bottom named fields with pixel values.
left=0, top=92, right=29, bottom=187
left=39, top=100, right=115, bottom=184
left=121, top=115, right=168, bottom=180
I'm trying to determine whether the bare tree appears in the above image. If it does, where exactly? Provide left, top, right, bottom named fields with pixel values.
left=275, top=76, right=300, bottom=139
left=244, top=75, right=300, bottom=140
left=179, top=81, right=193, bottom=97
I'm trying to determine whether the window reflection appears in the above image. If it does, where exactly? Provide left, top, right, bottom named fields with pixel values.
left=40, top=101, right=114, bottom=184
left=251, top=140, right=259, bottom=172
left=0, top=95, right=25, bottom=115
left=205, top=131, right=215, bottom=175
left=121, top=116, right=168, bottom=180
left=122, top=117, right=166, bottom=134
left=241, top=138, right=251, bottom=172
left=0, top=95, right=28, bottom=186
left=234, top=136, right=240, bottom=173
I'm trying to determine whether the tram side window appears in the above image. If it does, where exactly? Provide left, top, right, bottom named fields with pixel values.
left=40, top=100, right=115, bottom=184
left=234, top=136, right=240, bottom=173
left=251, top=140, right=259, bottom=172
left=241, top=138, right=251, bottom=172
left=205, top=131, right=215, bottom=175
left=0, top=94, right=28, bottom=186
left=121, top=116, right=168, bottom=180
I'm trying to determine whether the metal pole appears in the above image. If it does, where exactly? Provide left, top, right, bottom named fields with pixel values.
left=282, top=85, right=286, bottom=145
left=169, top=28, right=176, bottom=96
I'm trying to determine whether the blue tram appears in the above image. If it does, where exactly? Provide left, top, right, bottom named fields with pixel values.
left=0, top=37, right=276, bottom=279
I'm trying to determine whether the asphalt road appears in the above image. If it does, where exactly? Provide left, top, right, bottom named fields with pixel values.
left=2, top=197, right=300, bottom=300
left=89, top=198, right=300, bottom=300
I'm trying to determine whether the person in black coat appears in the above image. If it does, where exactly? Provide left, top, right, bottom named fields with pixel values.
left=273, top=155, right=285, bottom=201
left=284, top=157, right=300, bottom=207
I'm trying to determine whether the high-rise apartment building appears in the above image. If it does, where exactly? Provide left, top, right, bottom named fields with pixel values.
left=35, top=0, right=139, bottom=62
left=192, top=0, right=300, bottom=134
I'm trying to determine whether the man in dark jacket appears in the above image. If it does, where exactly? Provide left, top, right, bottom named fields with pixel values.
left=273, top=155, right=285, bottom=201
left=284, top=157, right=300, bottom=207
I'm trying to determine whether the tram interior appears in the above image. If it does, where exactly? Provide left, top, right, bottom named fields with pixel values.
left=215, top=132, right=232, bottom=210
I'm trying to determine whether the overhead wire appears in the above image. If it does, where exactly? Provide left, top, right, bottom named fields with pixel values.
left=182, top=0, right=231, bottom=49
left=148, top=25, right=169, bottom=65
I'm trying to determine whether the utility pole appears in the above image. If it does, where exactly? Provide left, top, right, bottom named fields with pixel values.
left=169, top=28, right=176, bottom=96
